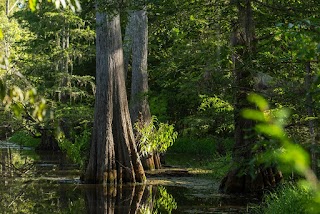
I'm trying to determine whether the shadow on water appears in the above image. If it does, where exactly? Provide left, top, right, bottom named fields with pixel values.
left=0, top=141, right=259, bottom=213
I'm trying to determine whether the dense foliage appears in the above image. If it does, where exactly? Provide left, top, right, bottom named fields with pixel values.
left=1, top=0, right=320, bottom=211
left=134, top=115, right=178, bottom=156
left=256, top=183, right=313, bottom=214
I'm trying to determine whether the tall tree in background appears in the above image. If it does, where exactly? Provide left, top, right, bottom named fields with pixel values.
left=84, top=1, right=145, bottom=184
left=125, top=5, right=160, bottom=170
left=305, top=62, right=317, bottom=173
left=219, top=0, right=282, bottom=193
left=125, top=6, right=151, bottom=125
left=129, top=8, right=151, bottom=126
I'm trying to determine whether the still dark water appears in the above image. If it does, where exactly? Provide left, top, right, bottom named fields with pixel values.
left=0, top=142, right=258, bottom=213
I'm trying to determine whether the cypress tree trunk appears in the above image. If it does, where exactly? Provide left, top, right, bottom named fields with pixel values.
left=129, top=8, right=151, bottom=125
left=84, top=5, right=145, bottom=185
left=219, top=0, right=282, bottom=194
left=123, top=11, right=134, bottom=79
left=305, top=62, right=317, bottom=174
left=125, top=8, right=160, bottom=170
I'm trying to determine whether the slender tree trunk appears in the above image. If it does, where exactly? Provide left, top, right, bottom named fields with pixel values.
left=131, top=10, right=158, bottom=170
left=219, top=0, right=282, bottom=194
left=84, top=6, right=145, bottom=185
left=37, top=128, right=60, bottom=151
left=305, top=62, right=317, bottom=173
left=123, top=11, right=134, bottom=79
left=55, top=33, right=60, bottom=72
left=5, top=0, right=9, bottom=16
left=129, top=8, right=151, bottom=125
left=125, top=8, right=159, bottom=170
left=4, top=0, right=10, bottom=72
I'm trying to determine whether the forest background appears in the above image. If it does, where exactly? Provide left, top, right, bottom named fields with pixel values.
left=1, top=0, right=320, bottom=212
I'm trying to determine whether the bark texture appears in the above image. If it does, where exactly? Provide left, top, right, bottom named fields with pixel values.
left=219, top=0, right=282, bottom=194
left=125, top=8, right=160, bottom=170
left=84, top=8, right=145, bottom=184
left=129, top=9, right=151, bottom=125
left=123, top=11, right=134, bottom=79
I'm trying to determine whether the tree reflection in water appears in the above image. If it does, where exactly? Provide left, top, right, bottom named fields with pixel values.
left=0, top=144, right=177, bottom=213
left=0, top=143, right=260, bottom=213
left=85, top=184, right=177, bottom=214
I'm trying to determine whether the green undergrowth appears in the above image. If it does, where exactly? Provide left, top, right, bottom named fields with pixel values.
left=165, top=153, right=232, bottom=180
left=167, top=137, right=234, bottom=155
left=58, top=129, right=91, bottom=168
left=165, top=137, right=233, bottom=180
left=254, top=183, right=313, bottom=214
left=9, top=131, right=40, bottom=147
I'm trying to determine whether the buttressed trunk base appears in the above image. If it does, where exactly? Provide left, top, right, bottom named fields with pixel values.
left=219, top=166, right=283, bottom=193
left=84, top=9, right=145, bottom=185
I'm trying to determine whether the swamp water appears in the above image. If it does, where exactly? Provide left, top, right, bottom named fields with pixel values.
left=0, top=141, right=258, bottom=213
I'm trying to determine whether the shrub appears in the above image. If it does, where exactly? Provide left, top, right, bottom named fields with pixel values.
left=168, top=137, right=234, bottom=156
left=180, top=95, right=234, bottom=138
left=58, top=128, right=90, bottom=167
left=135, top=116, right=178, bottom=157
left=9, top=131, right=40, bottom=147
left=256, top=183, right=313, bottom=214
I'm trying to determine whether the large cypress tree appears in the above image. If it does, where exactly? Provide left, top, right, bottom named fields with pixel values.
left=219, top=0, right=282, bottom=193
left=84, top=0, right=145, bottom=184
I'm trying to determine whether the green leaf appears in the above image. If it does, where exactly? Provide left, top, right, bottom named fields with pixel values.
left=255, top=124, right=285, bottom=140
left=279, top=144, right=310, bottom=174
left=247, top=93, right=269, bottom=111
left=29, top=0, right=37, bottom=11
left=0, top=29, right=3, bottom=40
left=11, top=103, right=23, bottom=118
left=242, top=109, right=266, bottom=122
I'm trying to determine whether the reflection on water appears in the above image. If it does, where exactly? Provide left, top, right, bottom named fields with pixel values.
left=0, top=141, right=257, bottom=213
left=84, top=184, right=177, bottom=214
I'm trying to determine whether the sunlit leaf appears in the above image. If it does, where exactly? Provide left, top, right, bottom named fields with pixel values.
left=278, top=144, right=310, bottom=174
left=0, top=29, right=3, bottom=40
left=29, top=0, right=81, bottom=12
left=11, top=103, right=23, bottom=118
left=34, top=98, right=47, bottom=121
left=69, top=0, right=81, bottom=12
left=242, top=109, right=266, bottom=122
left=135, top=115, right=177, bottom=155
left=298, top=180, right=313, bottom=191
left=247, top=93, right=269, bottom=111
left=60, top=0, right=67, bottom=8
left=26, top=88, right=37, bottom=104
left=255, top=124, right=285, bottom=140
left=29, top=0, right=37, bottom=11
